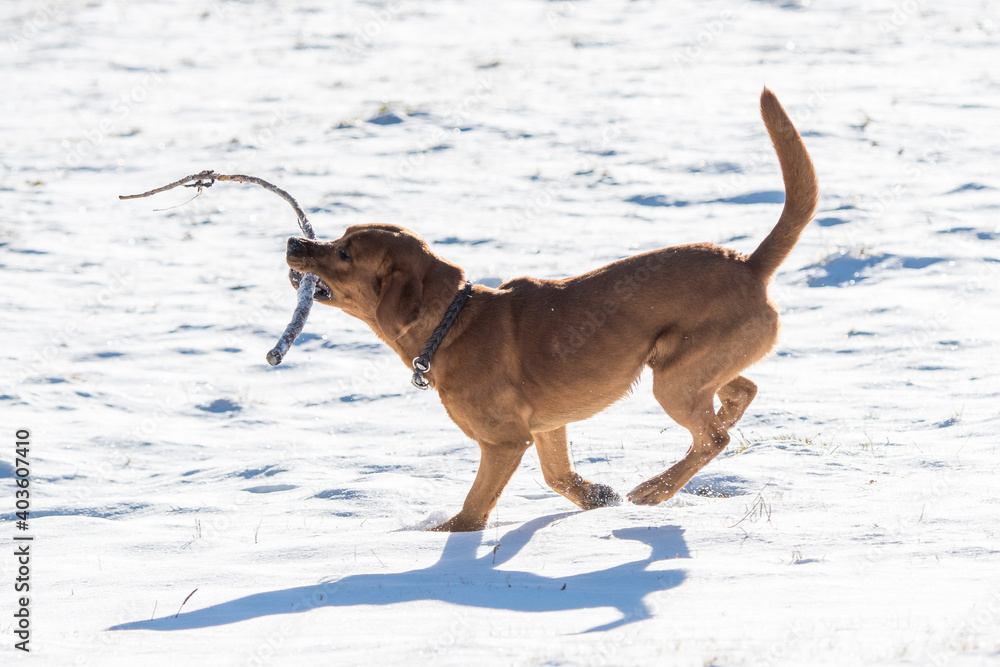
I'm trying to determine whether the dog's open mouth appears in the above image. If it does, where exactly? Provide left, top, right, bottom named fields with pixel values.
left=289, top=268, right=333, bottom=301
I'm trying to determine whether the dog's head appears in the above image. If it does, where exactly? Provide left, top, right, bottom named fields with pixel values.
left=286, top=224, right=458, bottom=344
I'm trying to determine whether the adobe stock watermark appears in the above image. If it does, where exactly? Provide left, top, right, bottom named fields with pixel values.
left=672, top=3, right=747, bottom=71
left=416, top=613, right=477, bottom=659
left=202, top=0, right=242, bottom=20
left=219, top=288, right=290, bottom=351
left=221, top=105, right=297, bottom=175
left=6, top=0, right=66, bottom=53
left=554, top=253, right=667, bottom=362
left=506, top=122, right=622, bottom=233
left=381, top=74, right=499, bottom=197
left=64, top=72, right=163, bottom=168
left=545, top=0, right=579, bottom=28
left=715, top=84, right=831, bottom=200
left=243, top=577, right=344, bottom=666
left=56, top=378, right=202, bottom=507
left=751, top=618, right=840, bottom=667
left=875, top=0, right=926, bottom=35
left=340, top=2, right=402, bottom=56
left=17, top=268, right=133, bottom=382
left=896, top=258, right=1000, bottom=355
left=331, top=282, right=464, bottom=396
left=12, top=429, right=33, bottom=652
left=843, top=126, right=955, bottom=249
left=927, top=587, right=1000, bottom=666
left=853, top=468, right=962, bottom=573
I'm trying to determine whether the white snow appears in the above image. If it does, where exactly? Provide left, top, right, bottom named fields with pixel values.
left=2, top=0, right=999, bottom=665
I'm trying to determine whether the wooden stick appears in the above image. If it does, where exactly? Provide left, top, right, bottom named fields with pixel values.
left=266, top=272, right=318, bottom=366
left=120, top=171, right=321, bottom=366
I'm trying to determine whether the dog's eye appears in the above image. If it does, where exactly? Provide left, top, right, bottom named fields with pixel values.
left=338, top=247, right=350, bottom=262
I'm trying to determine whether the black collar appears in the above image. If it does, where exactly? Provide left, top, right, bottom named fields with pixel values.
left=411, top=281, right=473, bottom=389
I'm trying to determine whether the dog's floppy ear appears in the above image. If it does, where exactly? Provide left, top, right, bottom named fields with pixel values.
left=375, top=269, right=424, bottom=341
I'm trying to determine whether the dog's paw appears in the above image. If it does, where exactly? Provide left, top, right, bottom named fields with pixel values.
left=429, top=515, right=487, bottom=532
left=581, top=483, right=622, bottom=509
left=627, top=480, right=678, bottom=506
left=627, top=490, right=658, bottom=506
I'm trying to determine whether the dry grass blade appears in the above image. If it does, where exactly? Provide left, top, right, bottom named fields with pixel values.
left=174, top=588, right=198, bottom=618
left=730, top=482, right=773, bottom=528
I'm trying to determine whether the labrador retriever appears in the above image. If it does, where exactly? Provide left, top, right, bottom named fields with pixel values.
left=286, top=88, right=817, bottom=531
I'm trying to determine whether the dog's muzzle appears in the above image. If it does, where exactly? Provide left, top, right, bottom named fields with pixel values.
left=286, top=238, right=332, bottom=300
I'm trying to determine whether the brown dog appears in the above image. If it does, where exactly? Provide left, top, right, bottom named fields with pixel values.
left=286, top=88, right=817, bottom=532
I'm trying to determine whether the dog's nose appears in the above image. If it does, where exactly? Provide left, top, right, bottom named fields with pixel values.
left=286, top=236, right=311, bottom=257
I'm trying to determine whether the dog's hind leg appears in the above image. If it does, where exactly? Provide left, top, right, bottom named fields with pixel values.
left=534, top=426, right=621, bottom=510
left=717, top=375, right=757, bottom=429
left=431, top=441, right=528, bottom=532
left=628, top=365, right=738, bottom=506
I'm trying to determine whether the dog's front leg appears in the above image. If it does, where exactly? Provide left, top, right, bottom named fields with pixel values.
left=431, top=441, right=528, bottom=532
left=535, top=426, right=620, bottom=510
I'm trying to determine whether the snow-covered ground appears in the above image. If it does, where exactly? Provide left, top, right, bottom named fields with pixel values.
left=2, top=0, right=999, bottom=664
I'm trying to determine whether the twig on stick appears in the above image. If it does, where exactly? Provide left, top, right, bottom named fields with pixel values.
left=120, top=170, right=325, bottom=366
left=119, top=169, right=215, bottom=201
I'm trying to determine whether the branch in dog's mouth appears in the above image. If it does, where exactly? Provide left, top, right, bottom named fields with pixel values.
left=119, top=170, right=326, bottom=366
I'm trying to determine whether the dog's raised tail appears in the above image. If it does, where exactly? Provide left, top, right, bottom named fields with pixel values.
left=746, top=87, right=819, bottom=280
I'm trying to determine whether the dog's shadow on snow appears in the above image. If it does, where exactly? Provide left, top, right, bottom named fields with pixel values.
left=110, top=514, right=688, bottom=633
